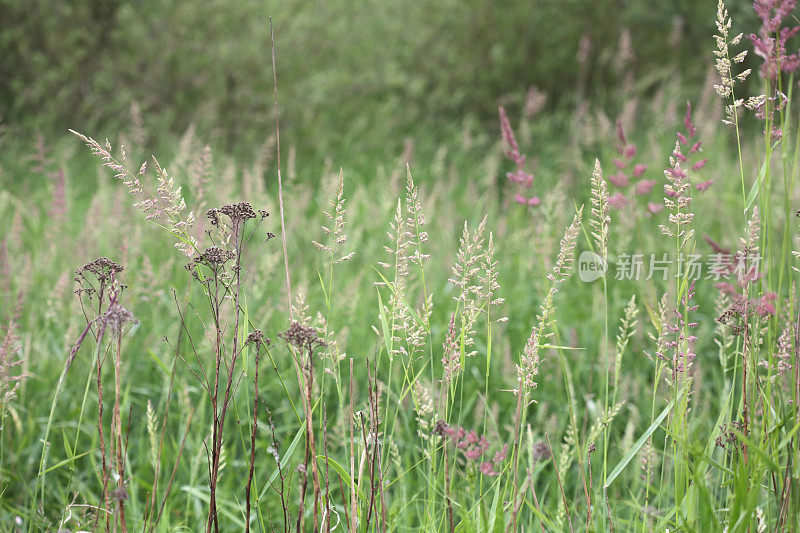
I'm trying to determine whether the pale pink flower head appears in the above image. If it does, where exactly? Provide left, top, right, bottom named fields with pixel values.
left=515, top=194, right=541, bottom=207
left=608, top=172, right=629, bottom=187
left=608, top=192, right=628, bottom=209
left=633, top=164, right=647, bottom=178
left=749, top=0, right=800, bottom=80
left=757, top=292, right=778, bottom=317
left=479, top=462, right=498, bottom=476
left=647, top=202, right=663, bottom=214
left=635, top=179, right=657, bottom=195
left=499, top=106, right=540, bottom=208
left=696, top=179, right=714, bottom=192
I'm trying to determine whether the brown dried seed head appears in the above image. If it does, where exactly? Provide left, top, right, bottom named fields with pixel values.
left=195, top=246, right=234, bottom=267
left=78, top=257, right=123, bottom=282
left=220, top=202, right=257, bottom=222
left=278, top=321, right=326, bottom=350
left=245, top=329, right=270, bottom=348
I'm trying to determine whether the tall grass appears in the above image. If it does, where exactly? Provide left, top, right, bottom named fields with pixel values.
left=2, top=2, right=800, bottom=531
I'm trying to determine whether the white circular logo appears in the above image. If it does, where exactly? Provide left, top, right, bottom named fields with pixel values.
left=578, top=251, right=606, bottom=282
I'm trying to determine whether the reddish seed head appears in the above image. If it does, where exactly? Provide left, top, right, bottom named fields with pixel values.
left=609, top=172, right=629, bottom=187
left=635, top=179, right=657, bottom=195
left=696, top=179, right=714, bottom=192
left=608, top=192, right=628, bottom=209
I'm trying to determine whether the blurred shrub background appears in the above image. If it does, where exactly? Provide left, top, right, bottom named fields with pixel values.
left=0, top=0, right=758, bottom=160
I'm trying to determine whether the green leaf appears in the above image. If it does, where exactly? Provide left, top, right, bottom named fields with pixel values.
left=744, top=159, right=768, bottom=214
left=39, top=449, right=95, bottom=475
left=318, top=454, right=365, bottom=501
left=605, top=399, right=673, bottom=488
left=376, top=288, right=393, bottom=361
left=257, top=425, right=304, bottom=501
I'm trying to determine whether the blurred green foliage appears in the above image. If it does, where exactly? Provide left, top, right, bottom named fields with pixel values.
left=1, top=0, right=756, bottom=157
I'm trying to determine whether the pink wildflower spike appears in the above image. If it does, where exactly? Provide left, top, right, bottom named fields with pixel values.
left=749, top=0, right=800, bottom=80
left=499, top=107, right=523, bottom=165
left=690, top=141, right=702, bottom=154
left=613, top=158, right=626, bottom=169
left=633, top=163, right=647, bottom=177
left=635, top=179, right=657, bottom=195
left=609, top=172, right=629, bottom=187
left=515, top=194, right=541, bottom=206
left=465, top=448, right=484, bottom=461
left=493, top=444, right=509, bottom=464
left=609, top=192, right=628, bottom=209
left=616, top=118, right=627, bottom=146
left=480, top=462, right=499, bottom=476
left=696, top=179, right=714, bottom=192
left=507, top=169, right=533, bottom=186
left=715, top=282, right=738, bottom=295
left=704, top=235, right=731, bottom=255
left=757, top=292, right=778, bottom=317
left=691, top=158, right=708, bottom=171
left=625, top=145, right=637, bottom=159
left=677, top=132, right=689, bottom=146
left=684, top=102, right=696, bottom=138
left=499, top=106, right=540, bottom=208
left=647, top=202, right=663, bottom=214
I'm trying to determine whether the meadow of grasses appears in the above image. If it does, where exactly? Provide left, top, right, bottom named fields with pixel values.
left=3, top=1, right=800, bottom=531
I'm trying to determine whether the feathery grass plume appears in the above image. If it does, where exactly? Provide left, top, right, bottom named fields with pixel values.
left=146, top=399, right=158, bottom=473
left=613, top=296, right=639, bottom=390
left=477, top=233, right=507, bottom=323
left=189, top=144, right=213, bottom=211
left=377, top=169, right=431, bottom=362
left=446, top=218, right=487, bottom=371
left=378, top=201, right=410, bottom=280
left=590, top=159, right=610, bottom=260
left=70, top=130, right=198, bottom=257
left=714, top=292, right=734, bottom=371
left=762, top=321, right=793, bottom=379
left=646, top=293, right=671, bottom=365
left=413, top=380, right=436, bottom=440
left=441, top=313, right=461, bottom=384
left=450, top=219, right=486, bottom=307
left=316, top=312, right=346, bottom=367
left=312, top=170, right=354, bottom=370
left=585, top=401, right=625, bottom=455
left=0, top=320, right=25, bottom=411
left=405, top=168, right=429, bottom=267
left=499, top=106, right=540, bottom=207
left=312, top=169, right=355, bottom=265
left=518, top=207, right=583, bottom=393
left=659, top=141, right=695, bottom=249
left=662, top=282, right=700, bottom=383
left=714, top=0, right=752, bottom=125
left=292, top=286, right=314, bottom=326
